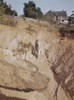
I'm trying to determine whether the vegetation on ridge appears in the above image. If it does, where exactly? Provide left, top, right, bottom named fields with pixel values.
left=23, top=1, right=43, bottom=19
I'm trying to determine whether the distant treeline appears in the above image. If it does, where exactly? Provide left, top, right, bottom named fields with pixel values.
left=0, top=0, right=43, bottom=19
left=0, top=0, right=18, bottom=16
left=23, top=1, right=43, bottom=19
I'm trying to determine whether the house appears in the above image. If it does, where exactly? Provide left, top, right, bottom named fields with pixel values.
left=45, top=10, right=67, bottom=23
left=44, top=10, right=56, bottom=22
left=54, top=11, right=67, bottom=23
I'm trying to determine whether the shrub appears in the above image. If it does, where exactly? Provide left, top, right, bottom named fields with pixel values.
left=58, top=27, right=74, bottom=38
left=23, top=1, right=43, bottom=19
left=0, top=15, right=18, bottom=27
left=18, top=41, right=32, bottom=60
left=26, top=24, right=37, bottom=35
left=19, top=41, right=32, bottom=49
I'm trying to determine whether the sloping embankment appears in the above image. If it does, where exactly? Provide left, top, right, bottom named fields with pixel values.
left=46, top=40, right=74, bottom=100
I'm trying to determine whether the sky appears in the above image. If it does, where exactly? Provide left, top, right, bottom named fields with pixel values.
left=4, top=0, right=74, bottom=16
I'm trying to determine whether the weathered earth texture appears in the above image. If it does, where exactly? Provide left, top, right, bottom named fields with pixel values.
left=46, top=40, right=74, bottom=100
left=0, top=17, right=74, bottom=100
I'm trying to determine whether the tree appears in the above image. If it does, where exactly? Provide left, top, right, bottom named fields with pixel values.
left=68, top=16, right=71, bottom=25
left=36, top=7, right=43, bottom=19
left=71, top=11, right=74, bottom=24
left=0, top=0, right=18, bottom=16
left=24, top=6, right=37, bottom=18
left=68, top=11, right=74, bottom=25
left=72, top=11, right=74, bottom=15
left=0, top=0, right=5, bottom=21
left=4, top=3, right=18, bottom=16
left=23, top=1, right=43, bottom=19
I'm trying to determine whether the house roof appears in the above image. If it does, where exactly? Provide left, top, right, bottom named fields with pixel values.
left=45, top=10, right=55, bottom=16
left=45, top=10, right=67, bottom=17
left=54, top=11, right=67, bottom=17
left=44, top=10, right=56, bottom=20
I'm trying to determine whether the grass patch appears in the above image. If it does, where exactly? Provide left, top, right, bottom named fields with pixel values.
left=0, top=15, right=18, bottom=27
left=26, top=24, right=37, bottom=35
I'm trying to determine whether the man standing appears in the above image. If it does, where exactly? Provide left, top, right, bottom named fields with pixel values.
left=35, top=40, right=39, bottom=59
